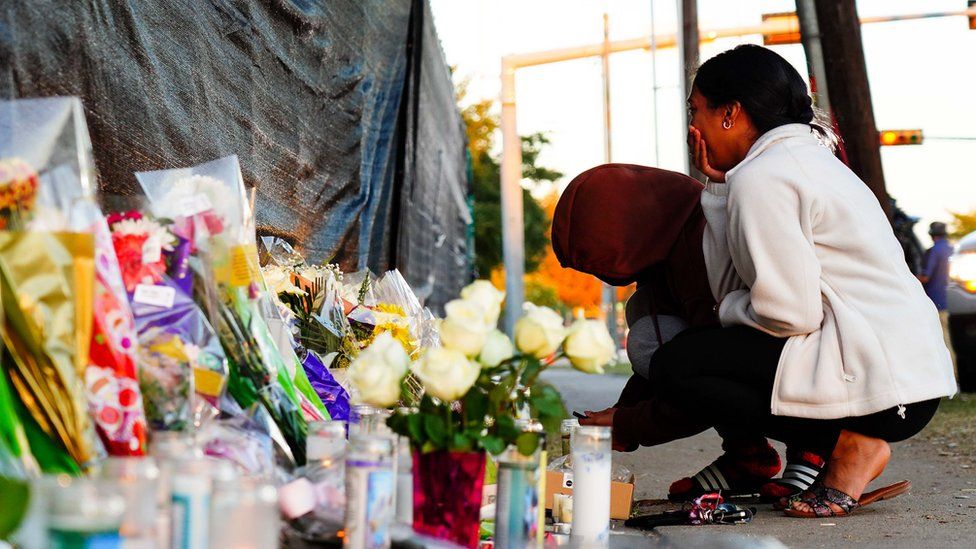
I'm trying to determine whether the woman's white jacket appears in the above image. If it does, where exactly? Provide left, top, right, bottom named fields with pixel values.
left=702, top=124, right=957, bottom=419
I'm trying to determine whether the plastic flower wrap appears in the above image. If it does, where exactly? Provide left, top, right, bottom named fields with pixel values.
left=106, top=210, right=229, bottom=432
left=1, top=97, right=148, bottom=466
left=259, top=238, right=352, bottom=421
left=0, top=232, right=100, bottom=471
left=136, top=156, right=325, bottom=464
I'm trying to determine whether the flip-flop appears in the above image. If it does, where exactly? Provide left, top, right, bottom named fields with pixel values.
left=782, top=480, right=911, bottom=518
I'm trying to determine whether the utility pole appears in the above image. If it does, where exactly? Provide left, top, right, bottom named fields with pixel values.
left=600, top=11, right=620, bottom=345
left=677, top=0, right=704, bottom=181
left=796, top=0, right=831, bottom=113
left=813, top=0, right=891, bottom=218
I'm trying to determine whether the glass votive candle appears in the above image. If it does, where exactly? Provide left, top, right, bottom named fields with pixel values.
left=98, top=456, right=160, bottom=547
left=209, top=476, right=279, bottom=549
left=570, top=425, right=611, bottom=546
left=39, top=475, right=126, bottom=548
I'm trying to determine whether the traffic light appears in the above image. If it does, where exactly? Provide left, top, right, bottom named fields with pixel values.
left=969, top=1, right=976, bottom=30
left=762, top=12, right=802, bottom=45
left=879, top=129, right=923, bottom=146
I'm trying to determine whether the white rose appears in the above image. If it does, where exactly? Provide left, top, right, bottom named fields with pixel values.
left=347, top=332, right=410, bottom=407
left=563, top=319, right=615, bottom=374
left=262, top=266, right=303, bottom=296
left=411, top=347, right=481, bottom=402
left=438, top=299, right=492, bottom=358
left=479, top=329, right=515, bottom=368
left=460, top=280, right=505, bottom=327
left=514, top=303, right=567, bottom=359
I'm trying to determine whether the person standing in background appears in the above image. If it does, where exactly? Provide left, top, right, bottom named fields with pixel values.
left=918, top=222, right=952, bottom=311
left=919, top=221, right=955, bottom=367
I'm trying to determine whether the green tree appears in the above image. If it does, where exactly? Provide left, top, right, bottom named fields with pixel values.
left=461, top=96, right=562, bottom=277
left=949, top=210, right=976, bottom=239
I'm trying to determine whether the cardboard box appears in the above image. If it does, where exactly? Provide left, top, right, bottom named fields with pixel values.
left=544, top=470, right=634, bottom=520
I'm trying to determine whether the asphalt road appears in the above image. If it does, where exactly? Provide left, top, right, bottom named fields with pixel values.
left=541, top=368, right=976, bottom=548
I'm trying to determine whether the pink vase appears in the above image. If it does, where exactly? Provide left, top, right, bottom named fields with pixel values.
left=412, top=449, right=487, bottom=548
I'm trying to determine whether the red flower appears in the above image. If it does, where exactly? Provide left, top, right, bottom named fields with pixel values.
left=106, top=210, right=143, bottom=226
left=111, top=232, right=167, bottom=292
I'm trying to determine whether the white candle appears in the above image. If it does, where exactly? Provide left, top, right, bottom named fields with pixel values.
left=570, top=425, right=611, bottom=546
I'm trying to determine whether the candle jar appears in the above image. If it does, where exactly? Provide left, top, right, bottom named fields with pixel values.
left=150, top=431, right=198, bottom=549
left=169, top=456, right=236, bottom=549
left=209, top=476, right=279, bottom=549
left=344, top=434, right=395, bottom=549
left=39, top=475, right=126, bottom=549
left=559, top=419, right=579, bottom=460
left=297, top=420, right=348, bottom=522
left=570, top=425, right=611, bottom=546
left=494, top=443, right=542, bottom=549
left=394, top=436, right=413, bottom=524
left=99, top=456, right=160, bottom=548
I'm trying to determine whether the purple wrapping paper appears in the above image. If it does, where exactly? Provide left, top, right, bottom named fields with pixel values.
left=300, top=350, right=350, bottom=421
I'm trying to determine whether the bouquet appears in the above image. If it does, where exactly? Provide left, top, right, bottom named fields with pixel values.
left=136, top=156, right=327, bottom=463
left=0, top=97, right=149, bottom=469
left=346, top=280, right=615, bottom=457
left=107, top=210, right=229, bottom=432
left=260, top=238, right=351, bottom=421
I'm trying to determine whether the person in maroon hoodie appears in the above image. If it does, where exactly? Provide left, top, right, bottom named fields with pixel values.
left=552, top=163, right=824, bottom=502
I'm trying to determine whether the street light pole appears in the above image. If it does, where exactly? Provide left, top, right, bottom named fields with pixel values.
left=500, top=58, right=524, bottom=336
left=600, top=11, right=619, bottom=345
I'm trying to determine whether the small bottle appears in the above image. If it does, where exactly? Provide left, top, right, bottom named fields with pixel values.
left=343, top=435, right=395, bottom=549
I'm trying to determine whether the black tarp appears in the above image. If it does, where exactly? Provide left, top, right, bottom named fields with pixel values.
left=0, top=0, right=469, bottom=311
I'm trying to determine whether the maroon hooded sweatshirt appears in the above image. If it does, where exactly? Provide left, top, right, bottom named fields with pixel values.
left=552, top=163, right=718, bottom=447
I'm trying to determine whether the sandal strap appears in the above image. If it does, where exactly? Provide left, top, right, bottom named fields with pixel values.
left=821, top=487, right=859, bottom=513
left=692, top=463, right=731, bottom=492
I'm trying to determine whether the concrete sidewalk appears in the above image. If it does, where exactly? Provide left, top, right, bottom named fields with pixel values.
left=541, top=368, right=976, bottom=548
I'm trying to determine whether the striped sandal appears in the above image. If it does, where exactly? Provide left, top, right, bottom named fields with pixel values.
left=762, top=451, right=826, bottom=508
left=669, top=440, right=781, bottom=502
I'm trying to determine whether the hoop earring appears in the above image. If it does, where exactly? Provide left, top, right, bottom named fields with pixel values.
left=722, top=119, right=733, bottom=130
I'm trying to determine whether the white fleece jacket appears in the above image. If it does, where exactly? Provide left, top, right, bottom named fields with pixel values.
left=702, top=124, right=957, bottom=419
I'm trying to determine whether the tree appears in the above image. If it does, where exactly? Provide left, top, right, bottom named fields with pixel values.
left=949, top=210, right=976, bottom=240
left=460, top=94, right=562, bottom=277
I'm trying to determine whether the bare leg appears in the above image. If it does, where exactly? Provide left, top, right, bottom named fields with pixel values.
left=788, top=430, right=891, bottom=514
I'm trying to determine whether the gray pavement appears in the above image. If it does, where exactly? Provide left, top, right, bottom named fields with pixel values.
left=541, top=368, right=976, bottom=548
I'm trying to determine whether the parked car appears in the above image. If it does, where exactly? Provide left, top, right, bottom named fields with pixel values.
left=947, top=230, right=976, bottom=392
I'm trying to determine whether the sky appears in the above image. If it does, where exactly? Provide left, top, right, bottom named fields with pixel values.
left=429, top=0, right=976, bottom=245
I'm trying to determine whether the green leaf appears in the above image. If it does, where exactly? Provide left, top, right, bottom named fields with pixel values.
left=387, top=414, right=408, bottom=437
left=538, top=413, right=562, bottom=435
left=464, top=389, right=488, bottom=425
left=407, top=414, right=425, bottom=444
left=515, top=432, right=540, bottom=456
left=489, top=383, right=514, bottom=409
left=452, top=432, right=473, bottom=452
left=520, top=358, right=542, bottom=387
left=424, top=413, right=447, bottom=447
left=530, top=384, right=565, bottom=416
left=495, top=414, right=520, bottom=442
left=482, top=435, right=505, bottom=455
